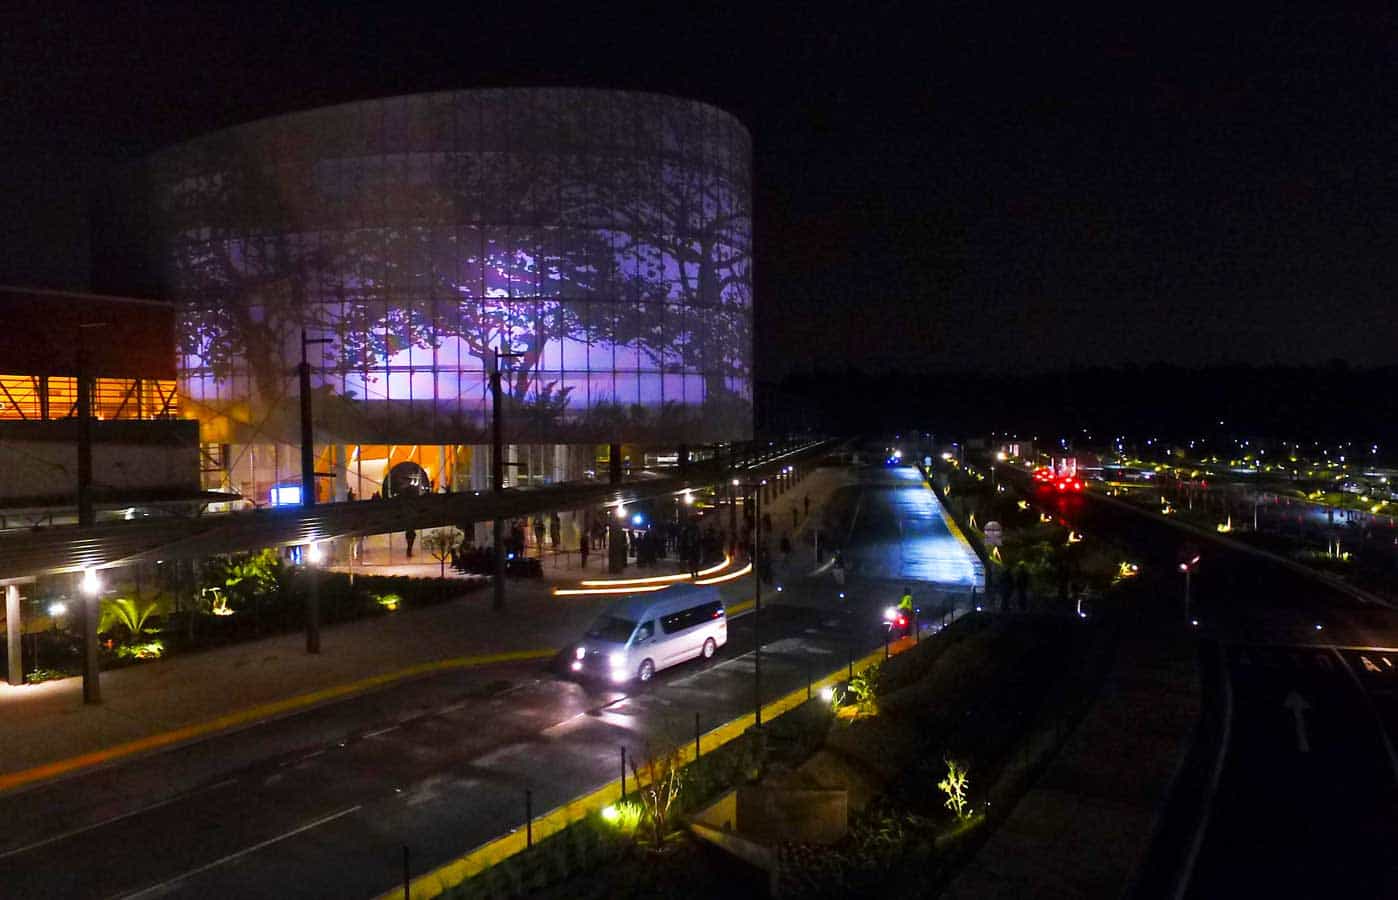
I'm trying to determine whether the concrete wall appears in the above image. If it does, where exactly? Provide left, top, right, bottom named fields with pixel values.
left=0, top=419, right=198, bottom=506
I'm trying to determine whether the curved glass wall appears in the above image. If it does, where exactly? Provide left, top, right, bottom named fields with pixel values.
left=145, top=89, right=752, bottom=446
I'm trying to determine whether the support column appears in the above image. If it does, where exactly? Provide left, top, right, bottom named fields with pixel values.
left=6, top=584, right=21, bottom=686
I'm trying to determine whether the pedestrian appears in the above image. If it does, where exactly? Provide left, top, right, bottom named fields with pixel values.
left=533, top=517, right=546, bottom=553
left=579, top=538, right=590, bottom=570
left=549, top=512, right=561, bottom=549
left=780, top=532, right=792, bottom=561
left=405, top=528, right=417, bottom=558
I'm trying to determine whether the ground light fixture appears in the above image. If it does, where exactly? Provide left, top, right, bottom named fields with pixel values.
left=819, top=685, right=835, bottom=703
left=579, top=556, right=731, bottom=588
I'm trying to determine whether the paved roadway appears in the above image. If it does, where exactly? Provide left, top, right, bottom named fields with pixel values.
left=1023, top=477, right=1398, bottom=896
left=0, top=463, right=978, bottom=899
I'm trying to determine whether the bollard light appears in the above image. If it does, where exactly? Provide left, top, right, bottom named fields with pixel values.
left=819, top=685, right=835, bottom=703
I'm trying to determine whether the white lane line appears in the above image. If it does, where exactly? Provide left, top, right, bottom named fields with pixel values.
left=1173, top=641, right=1234, bottom=900
left=1331, top=647, right=1398, bottom=784
left=0, top=778, right=239, bottom=861
left=114, top=804, right=362, bottom=899
left=362, top=725, right=400, bottom=738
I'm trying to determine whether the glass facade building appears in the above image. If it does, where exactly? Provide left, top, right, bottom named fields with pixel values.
left=135, top=89, right=753, bottom=452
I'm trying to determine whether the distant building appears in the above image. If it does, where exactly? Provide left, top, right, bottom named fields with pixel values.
left=0, top=287, right=201, bottom=526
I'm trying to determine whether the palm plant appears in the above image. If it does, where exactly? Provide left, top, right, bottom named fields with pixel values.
left=99, top=596, right=160, bottom=644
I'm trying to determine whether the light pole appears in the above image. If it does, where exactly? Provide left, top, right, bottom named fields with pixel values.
left=489, top=344, right=523, bottom=611
left=299, top=329, right=333, bottom=509
left=80, top=568, right=101, bottom=704
left=305, top=541, right=323, bottom=653
left=735, top=478, right=767, bottom=727
left=76, top=322, right=109, bottom=528
left=1179, top=553, right=1200, bottom=625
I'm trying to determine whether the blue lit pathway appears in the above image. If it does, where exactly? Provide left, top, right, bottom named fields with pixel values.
left=845, top=465, right=983, bottom=588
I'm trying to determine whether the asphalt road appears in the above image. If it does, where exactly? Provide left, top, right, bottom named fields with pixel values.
left=0, top=463, right=978, bottom=899
left=1016, top=472, right=1398, bottom=896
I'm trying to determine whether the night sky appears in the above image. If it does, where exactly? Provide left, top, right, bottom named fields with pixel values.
left=2, top=3, right=1394, bottom=379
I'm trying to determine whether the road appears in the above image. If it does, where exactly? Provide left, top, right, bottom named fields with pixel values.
left=0, top=462, right=978, bottom=899
left=1014, top=472, right=1398, bottom=896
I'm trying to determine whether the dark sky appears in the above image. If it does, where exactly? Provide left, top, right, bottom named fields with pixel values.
left=2, top=3, right=1395, bottom=378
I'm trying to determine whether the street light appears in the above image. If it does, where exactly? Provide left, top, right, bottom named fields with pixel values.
left=489, top=343, right=524, bottom=610
left=1178, top=553, right=1200, bottom=625
left=305, top=542, right=323, bottom=653
left=733, top=478, right=768, bottom=727
left=80, top=567, right=101, bottom=704
left=298, top=330, right=333, bottom=509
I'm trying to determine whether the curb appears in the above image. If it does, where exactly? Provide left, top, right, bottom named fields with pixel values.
left=382, top=641, right=900, bottom=899
left=0, top=647, right=558, bottom=796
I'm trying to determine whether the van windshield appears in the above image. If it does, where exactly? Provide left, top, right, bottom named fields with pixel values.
left=586, top=615, right=638, bottom=644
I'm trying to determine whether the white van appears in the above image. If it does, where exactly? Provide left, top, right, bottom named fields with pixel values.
left=570, top=584, right=728, bottom=684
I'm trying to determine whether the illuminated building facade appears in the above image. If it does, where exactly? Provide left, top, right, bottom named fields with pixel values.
left=105, top=89, right=753, bottom=506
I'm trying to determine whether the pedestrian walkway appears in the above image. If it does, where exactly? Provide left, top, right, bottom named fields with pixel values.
left=941, top=629, right=1200, bottom=899
left=0, top=461, right=848, bottom=793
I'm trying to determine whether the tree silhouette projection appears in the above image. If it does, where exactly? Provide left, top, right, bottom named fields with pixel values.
left=158, top=90, right=751, bottom=445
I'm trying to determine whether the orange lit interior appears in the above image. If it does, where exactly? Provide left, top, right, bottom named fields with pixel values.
left=0, top=374, right=179, bottom=421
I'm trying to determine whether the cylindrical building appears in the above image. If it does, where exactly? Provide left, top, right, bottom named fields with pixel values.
left=102, top=89, right=752, bottom=505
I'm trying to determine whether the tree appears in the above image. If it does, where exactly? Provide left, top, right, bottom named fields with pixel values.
left=422, top=528, right=463, bottom=577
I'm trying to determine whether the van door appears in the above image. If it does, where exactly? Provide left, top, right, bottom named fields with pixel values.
left=656, top=610, right=689, bottom=667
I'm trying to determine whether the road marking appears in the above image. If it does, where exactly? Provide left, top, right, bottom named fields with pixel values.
left=362, top=725, right=401, bottom=738
left=116, top=804, right=361, bottom=899
left=1174, top=641, right=1234, bottom=900
left=1331, top=648, right=1398, bottom=784
left=0, top=647, right=557, bottom=797
left=1283, top=691, right=1312, bottom=753
left=0, top=778, right=238, bottom=861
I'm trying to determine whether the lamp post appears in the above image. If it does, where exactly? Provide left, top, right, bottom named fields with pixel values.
left=299, top=330, right=333, bottom=509
left=489, top=344, right=523, bottom=611
left=76, top=322, right=109, bottom=528
left=1178, top=553, right=1201, bottom=625
left=80, top=568, right=101, bottom=704
left=735, top=478, right=767, bottom=727
left=305, top=541, right=323, bottom=653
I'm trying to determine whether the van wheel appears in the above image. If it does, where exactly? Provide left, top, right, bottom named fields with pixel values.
left=637, top=659, right=655, bottom=683
left=701, top=637, right=717, bottom=660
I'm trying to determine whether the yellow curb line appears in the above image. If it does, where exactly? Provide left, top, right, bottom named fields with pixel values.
left=0, top=647, right=558, bottom=796
left=386, top=641, right=903, bottom=899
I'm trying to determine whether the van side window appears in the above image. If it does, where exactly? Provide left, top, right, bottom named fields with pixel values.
left=659, top=602, right=723, bottom=634
left=635, top=621, right=654, bottom=642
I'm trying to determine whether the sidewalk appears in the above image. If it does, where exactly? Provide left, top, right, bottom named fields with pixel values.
left=941, top=626, right=1200, bottom=899
left=0, top=464, right=848, bottom=792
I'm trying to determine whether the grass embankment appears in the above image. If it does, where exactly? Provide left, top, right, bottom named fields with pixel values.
left=440, top=613, right=1117, bottom=899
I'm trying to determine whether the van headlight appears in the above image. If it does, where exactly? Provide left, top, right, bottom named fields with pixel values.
left=609, top=652, right=626, bottom=669
left=575, top=646, right=587, bottom=660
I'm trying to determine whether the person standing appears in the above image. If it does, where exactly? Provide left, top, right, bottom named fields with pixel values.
left=579, top=537, right=590, bottom=570
left=549, top=512, right=561, bottom=550
left=405, top=528, right=417, bottom=558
